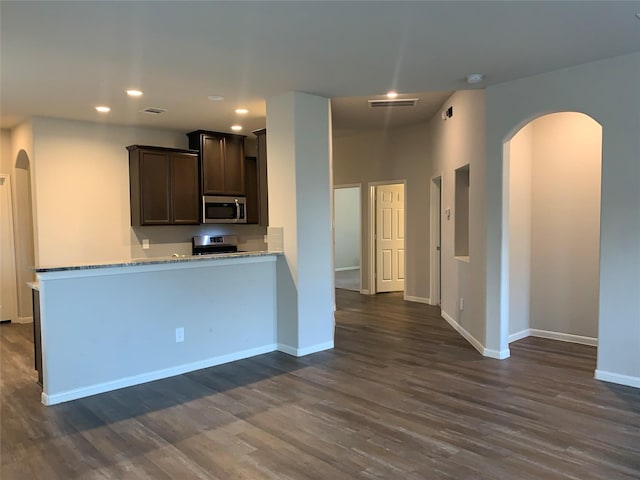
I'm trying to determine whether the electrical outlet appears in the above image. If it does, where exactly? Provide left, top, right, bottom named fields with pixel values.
left=175, top=327, right=184, bottom=343
left=459, top=298, right=464, bottom=311
left=142, top=239, right=150, bottom=249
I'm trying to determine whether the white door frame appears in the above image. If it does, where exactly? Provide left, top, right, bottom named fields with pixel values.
left=333, top=183, right=363, bottom=293
left=368, top=180, right=407, bottom=295
left=429, top=174, right=442, bottom=306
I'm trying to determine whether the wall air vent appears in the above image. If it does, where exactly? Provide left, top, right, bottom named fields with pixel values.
left=142, top=107, right=166, bottom=115
left=368, top=98, right=419, bottom=108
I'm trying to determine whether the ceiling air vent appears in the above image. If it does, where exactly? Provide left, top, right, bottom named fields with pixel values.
left=142, top=107, right=166, bottom=115
left=368, top=98, right=419, bottom=108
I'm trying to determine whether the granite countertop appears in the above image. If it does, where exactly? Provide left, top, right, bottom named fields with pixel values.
left=34, top=250, right=282, bottom=273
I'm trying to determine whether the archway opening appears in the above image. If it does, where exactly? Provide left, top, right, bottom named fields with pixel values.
left=14, top=150, right=36, bottom=322
left=502, top=112, right=602, bottom=360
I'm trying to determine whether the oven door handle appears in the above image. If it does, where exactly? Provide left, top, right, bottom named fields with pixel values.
left=235, top=199, right=240, bottom=223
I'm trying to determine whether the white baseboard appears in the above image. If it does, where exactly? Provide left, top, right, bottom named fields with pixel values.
left=595, top=370, right=640, bottom=389
left=277, top=343, right=298, bottom=356
left=41, top=343, right=278, bottom=406
left=15, top=316, right=33, bottom=324
left=335, top=266, right=360, bottom=272
left=441, top=311, right=510, bottom=359
left=441, top=311, right=485, bottom=356
left=529, top=329, right=597, bottom=346
left=360, top=289, right=371, bottom=295
left=277, top=341, right=334, bottom=357
left=404, top=295, right=431, bottom=305
left=509, top=329, right=530, bottom=343
left=484, top=348, right=511, bottom=359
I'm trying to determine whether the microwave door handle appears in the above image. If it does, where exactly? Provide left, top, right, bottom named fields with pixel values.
left=235, top=199, right=240, bottom=223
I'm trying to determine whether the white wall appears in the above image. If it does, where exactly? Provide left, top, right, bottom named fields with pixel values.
left=28, top=117, right=266, bottom=268
left=267, top=92, right=334, bottom=355
left=426, top=90, right=487, bottom=351
left=334, top=186, right=360, bottom=269
left=486, top=51, right=640, bottom=386
left=38, top=256, right=277, bottom=404
left=1, top=129, right=11, bottom=173
left=529, top=113, right=601, bottom=338
left=31, top=117, right=186, bottom=265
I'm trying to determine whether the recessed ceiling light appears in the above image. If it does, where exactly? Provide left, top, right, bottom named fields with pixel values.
left=95, top=106, right=111, bottom=113
left=235, top=108, right=249, bottom=114
left=231, top=125, right=242, bottom=131
left=467, top=73, right=484, bottom=84
left=386, top=91, right=398, bottom=99
left=126, top=89, right=143, bottom=97
left=208, top=95, right=224, bottom=101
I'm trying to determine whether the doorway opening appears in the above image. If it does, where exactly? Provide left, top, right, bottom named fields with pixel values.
left=368, top=181, right=406, bottom=295
left=14, top=150, right=36, bottom=324
left=334, top=184, right=362, bottom=292
left=429, top=175, right=442, bottom=306
left=1, top=174, right=18, bottom=322
left=502, top=112, right=602, bottom=353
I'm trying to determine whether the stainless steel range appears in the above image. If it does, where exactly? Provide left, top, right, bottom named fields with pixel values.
left=192, top=235, right=239, bottom=255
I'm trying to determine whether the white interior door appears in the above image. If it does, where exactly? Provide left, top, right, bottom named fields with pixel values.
left=376, top=183, right=405, bottom=293
left=0, top=175, right=18, bottom=322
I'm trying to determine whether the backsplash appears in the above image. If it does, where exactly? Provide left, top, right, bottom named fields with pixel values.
left=130, top=224, right=267, bottom=259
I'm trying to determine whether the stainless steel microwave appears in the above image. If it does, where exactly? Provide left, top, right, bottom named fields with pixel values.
left=202, top=195, right=247, bottom=224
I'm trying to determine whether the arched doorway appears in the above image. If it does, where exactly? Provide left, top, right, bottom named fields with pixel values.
left=484, top=54, right=639, bottom=388
left=14, top=150, right=36, bottom=322
left=502, top=112, right=602, bottom=351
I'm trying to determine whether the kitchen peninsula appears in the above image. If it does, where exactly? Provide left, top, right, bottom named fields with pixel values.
left=35, top=251, right=281, bottom=406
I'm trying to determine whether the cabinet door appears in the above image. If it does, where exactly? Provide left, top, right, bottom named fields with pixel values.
left=170, top=152, right=200, bottom=224
left=255, top=130, right=269, bottom=226
left=140, top=150, right=171, bottom=224
left=202, top=135, right=225, bottom=194
left=224, top=136, right=245, bottom=195
left=244, top=156, right=259, bottom=224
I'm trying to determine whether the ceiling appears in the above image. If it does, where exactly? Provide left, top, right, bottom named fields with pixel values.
left=2, top=1, right=639, bottom=134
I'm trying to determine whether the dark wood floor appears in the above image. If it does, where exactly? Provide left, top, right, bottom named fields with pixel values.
left=2, top=290, right=639, bottom=479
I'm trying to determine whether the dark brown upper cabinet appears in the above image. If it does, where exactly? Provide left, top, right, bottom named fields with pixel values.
left=244, top=156, right=259, bottom=224
left=187, top=130, right=246, bottom=196
left=128, top=145, right=200, bottom=226
left=253, top=128, right=269, bottom=226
